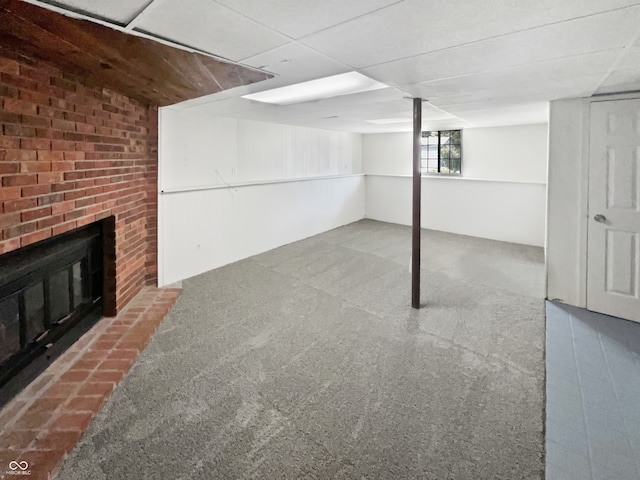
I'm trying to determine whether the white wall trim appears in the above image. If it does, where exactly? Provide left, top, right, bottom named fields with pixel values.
left=577, top=99, right=591, bottom=307
left=366, top=173, right=546, bottom=186
left=157, top=108, right=165, bottom=288
left=160, top=173, right=365, bottom=194
left=366, top=175, right=546, bottom=247
left=159, top=175, right=365, bottom=286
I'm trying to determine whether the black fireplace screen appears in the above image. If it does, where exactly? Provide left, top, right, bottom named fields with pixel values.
left=0, top=222, right=103, bottom=388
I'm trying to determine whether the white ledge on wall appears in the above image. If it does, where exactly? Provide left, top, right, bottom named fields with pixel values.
left=365, top=174, right=546, bottom=186
left=160, top=174, right=366, bottom=195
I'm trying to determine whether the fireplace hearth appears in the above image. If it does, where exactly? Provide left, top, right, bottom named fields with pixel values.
left=0, top=219, right=110, bottom=404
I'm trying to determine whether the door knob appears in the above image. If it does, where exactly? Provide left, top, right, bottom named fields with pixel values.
left=594, top=214, right=607, bottom=223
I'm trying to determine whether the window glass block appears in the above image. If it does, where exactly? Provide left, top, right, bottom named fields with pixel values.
left=421, top=130, right=462, bottom=175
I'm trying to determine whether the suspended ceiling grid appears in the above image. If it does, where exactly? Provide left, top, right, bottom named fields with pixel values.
left=25, top=0, right=640, bottom=132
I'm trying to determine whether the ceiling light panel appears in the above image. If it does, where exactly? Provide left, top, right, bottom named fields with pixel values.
left=133, top=0, right=289, bottom=61
left=40, top=0, right=153, bottom=23
left=282, top=89, right=410, bottom=117
left=241, top=72, right=388, bottom=105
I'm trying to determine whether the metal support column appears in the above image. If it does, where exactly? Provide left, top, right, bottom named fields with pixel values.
left=412, top=98, right=422, bottom=309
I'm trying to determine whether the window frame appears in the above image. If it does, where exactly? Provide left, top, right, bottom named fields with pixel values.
left=420, top=129, right=462, bottom=176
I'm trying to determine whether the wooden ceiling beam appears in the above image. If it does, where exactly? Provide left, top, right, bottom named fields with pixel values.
left=0, top=0, right=271, bottom=106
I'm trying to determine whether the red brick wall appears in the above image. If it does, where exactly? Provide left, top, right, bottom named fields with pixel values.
left=0, top=55, right=158, bottom=314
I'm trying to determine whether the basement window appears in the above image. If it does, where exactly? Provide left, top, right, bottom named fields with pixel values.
left=421, top=130, right=462, bottom=175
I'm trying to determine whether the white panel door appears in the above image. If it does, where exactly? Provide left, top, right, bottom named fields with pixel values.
left=588, top=99, right=640, bottom=322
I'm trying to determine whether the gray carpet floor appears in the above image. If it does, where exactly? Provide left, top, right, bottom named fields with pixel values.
left=56, top=219, right=546, bottom=480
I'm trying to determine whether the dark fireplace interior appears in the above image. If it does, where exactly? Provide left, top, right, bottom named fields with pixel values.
left=0, top=218, right=113, bottom=405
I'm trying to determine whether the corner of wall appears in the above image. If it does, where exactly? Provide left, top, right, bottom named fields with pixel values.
left=546, top=98, right=589, bottom=307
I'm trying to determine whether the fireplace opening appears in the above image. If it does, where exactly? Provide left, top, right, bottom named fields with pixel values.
left=0, top=218, right=112, bottom=406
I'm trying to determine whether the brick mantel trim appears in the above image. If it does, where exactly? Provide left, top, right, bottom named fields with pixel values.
left=0, top=55, right=158, bottom=313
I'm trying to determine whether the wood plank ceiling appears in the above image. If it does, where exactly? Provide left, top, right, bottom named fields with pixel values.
left=0, top=0, right=272, bottom=106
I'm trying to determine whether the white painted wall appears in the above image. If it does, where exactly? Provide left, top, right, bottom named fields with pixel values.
left=362, top=124, right=548, bottom=247
left=159, top=109, right=549, bottom=284
left=366, top=176, right=546, bottom=246
left=160, top=109, right=361, bottom=191
left=362, top=124, right=548, bottom=181
left=160, top=176, right=365, bottom=286
left=158, top=108, right=365, bottom=286
left=546, top=99, right=589, bottom=307
left=362, top=132, right=412, bottom=175
left=462, top=124, right=548, bottom=183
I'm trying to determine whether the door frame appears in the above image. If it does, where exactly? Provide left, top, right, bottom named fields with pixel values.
left=585, top=96, right=640, bottom=320
left=546, top=92, right=640, bottom=310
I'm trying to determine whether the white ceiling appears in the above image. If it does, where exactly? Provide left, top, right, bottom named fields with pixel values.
left=30, top=0, right=640, bottom=133
left=44, top=0, right=152, bottom=23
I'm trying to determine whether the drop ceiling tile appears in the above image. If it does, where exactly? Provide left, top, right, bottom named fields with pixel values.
left=192, top=96, right=279, bottom=117
left=591, top=43, right=640, bottom=94
left=444, top=102, right=550, bottom=127
left=241, top=43, right=350, bottom=85
left=596, top=70, right=640, bottom=95
left=348, top=117, right=467, bottom=134
left=404, top=50, right=619, bottom=106
left=362, top=6, right=640, bottom=87
left=302, top=0, right=640, bottom=68
left=442, top=100, right=548, bottom=115
left=133, top=0, right=289, bottom=61
left=611, top=44, right=640, bottom=71
left=212, top=0, right=401, bottom=39
left=42, top=0, right=152, bottom=23
left=294, top=91, right=409, bottom=120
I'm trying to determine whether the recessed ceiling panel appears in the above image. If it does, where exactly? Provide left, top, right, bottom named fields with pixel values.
left=362, top=6, right=640, bottom=87
left=404, top=51, right=618, bottom=107
left=241, top=72, right=388, bottom=105
left=42, top=0, right=152, bottom=24
left=134, top=0, right=289, bottom=61
left=302, top=0, right=640, bottom=68
left=281, top=88, right=413, bottom=119
left=212, top=0, right=400, bottom=39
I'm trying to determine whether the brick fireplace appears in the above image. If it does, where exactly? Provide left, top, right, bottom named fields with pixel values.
left=0, top=2, right=270, bottom=470
left=0, top=54, right=159, bottom=316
